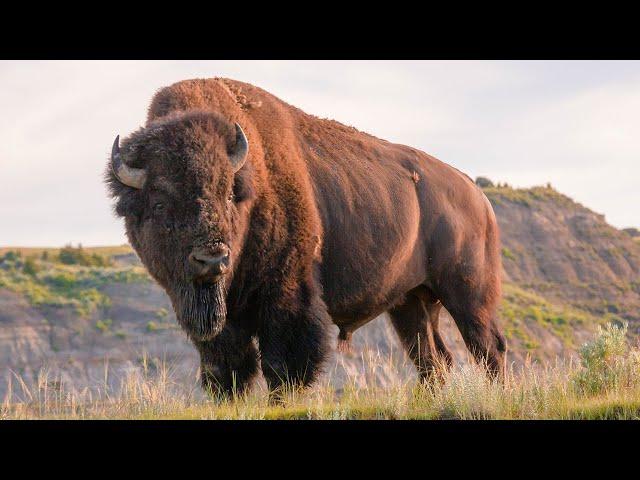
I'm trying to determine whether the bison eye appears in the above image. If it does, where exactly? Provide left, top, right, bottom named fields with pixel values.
left=153, top=202, right=165, bottom=214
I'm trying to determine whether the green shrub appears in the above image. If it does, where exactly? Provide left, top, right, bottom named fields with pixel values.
left=46, top=271, right=77, bottom=290
left=89, top=253, right=110, bottom=267
left=58, top=244, right=85, bottom=265
left=22, top=281, right=59, bottom=306
left=573, top=322, right=640, bottom=395
left=146, top=321, right=159, bottom=333
left=23, top=257, right=39, bottom=276
left=95, top=319, right=112, bottom=333
left=77, top=289, right=111, bottom=317
left=2, top=250, right=20, bottom=262
left=58, top=244, right=112, bottom=267
left=109, top=269, right=150, bottom=284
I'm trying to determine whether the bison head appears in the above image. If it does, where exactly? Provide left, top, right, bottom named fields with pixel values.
left=106, top=111, right=254, bottom=341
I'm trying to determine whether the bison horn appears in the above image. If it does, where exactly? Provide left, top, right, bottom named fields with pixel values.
left=228, top=123, right=249, bottom=173
left=111, top=135, right=146, bottom=189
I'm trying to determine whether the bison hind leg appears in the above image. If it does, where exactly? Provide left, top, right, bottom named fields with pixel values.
left=438, top=266, right=506, bottom=379
left=388, top=287, right=453, bottom=382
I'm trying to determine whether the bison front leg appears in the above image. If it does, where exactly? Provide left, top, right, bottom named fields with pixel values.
left=193, top=327, right=260, bottom=399
left=258, top=296, right=332, bottom=399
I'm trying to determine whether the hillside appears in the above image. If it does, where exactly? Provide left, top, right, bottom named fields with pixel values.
left=486, top=184, right=640, bottom=361
left=1, top=182, right=639, bottom=399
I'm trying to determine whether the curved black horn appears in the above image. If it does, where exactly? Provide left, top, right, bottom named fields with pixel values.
left=111, top=135, right=146, bottom=189
left=228, top=123, right=249, bottom=173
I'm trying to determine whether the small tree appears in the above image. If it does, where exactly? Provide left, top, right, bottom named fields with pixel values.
left=475, top=176, right=494, bottom=188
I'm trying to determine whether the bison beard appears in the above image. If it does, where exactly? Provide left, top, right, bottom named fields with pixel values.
left=177, top=280, right=227, bottom=341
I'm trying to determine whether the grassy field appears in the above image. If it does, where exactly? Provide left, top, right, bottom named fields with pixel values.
left=3, top=322, right=640, bottom=420
left=0, top=245, right=149, bottom=317
left=0, top=245, right=133, bottom=258
left=1, top=244, right=638, bottom=419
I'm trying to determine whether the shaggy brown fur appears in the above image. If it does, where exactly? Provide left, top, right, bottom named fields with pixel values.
left=106, top=78, right=506, bottom=396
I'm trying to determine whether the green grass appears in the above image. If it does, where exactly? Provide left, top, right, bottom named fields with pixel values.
left=95, top=318, right=113, bottom=334
left=483, top=184, right=576, bottom=209
left=0, top=244, right=133, bottom=258
left=0, top=248, right=149, bottom=317
left=501, top=247, right=516, bottom=261
left=146, top=321, right=159, bottom=333
left=499, top=283, right=619, bottom=352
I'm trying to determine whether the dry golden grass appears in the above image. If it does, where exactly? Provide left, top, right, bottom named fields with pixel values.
left=3, top=324, right=640, bottom=420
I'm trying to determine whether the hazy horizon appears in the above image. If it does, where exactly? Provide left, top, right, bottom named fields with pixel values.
left=1, top=60, right=639, bottom=247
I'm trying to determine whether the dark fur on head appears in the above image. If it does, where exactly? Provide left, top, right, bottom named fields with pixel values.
left=106, top=110, right=255, bottom=340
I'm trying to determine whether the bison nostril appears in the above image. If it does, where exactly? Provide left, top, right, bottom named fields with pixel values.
left=188, top=252, right=206, bottom=267
left=189, top=246, right=230, bottom=278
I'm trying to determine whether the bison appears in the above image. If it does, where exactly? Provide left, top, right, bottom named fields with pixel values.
left=106, top=78, right=506, bottom=397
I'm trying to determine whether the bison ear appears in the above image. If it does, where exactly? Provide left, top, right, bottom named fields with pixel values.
left=227, top=123, right=249, bottom=173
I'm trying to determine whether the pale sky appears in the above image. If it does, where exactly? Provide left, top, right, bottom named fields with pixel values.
left=1, top=60, right=639, bottom=247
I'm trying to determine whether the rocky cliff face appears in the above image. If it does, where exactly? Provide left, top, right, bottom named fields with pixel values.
left=489, top=186, right=640, bottom=322
left=1, top=184, right=639, bottom=398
